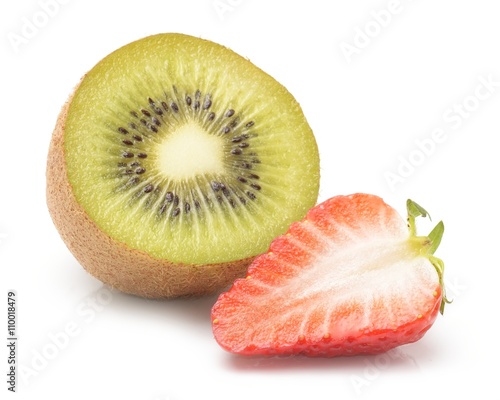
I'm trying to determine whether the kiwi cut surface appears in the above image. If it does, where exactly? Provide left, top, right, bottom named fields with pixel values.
left=47, top=33, right=320, bottom=298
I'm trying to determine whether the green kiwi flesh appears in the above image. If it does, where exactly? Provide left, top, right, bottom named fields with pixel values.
left=56, top=33, right=320, bottom=279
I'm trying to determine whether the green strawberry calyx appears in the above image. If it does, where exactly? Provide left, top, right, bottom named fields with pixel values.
left=407, top=199, right=451, bottom=315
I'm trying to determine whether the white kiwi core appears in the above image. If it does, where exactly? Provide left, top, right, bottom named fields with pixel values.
left=156, top=122, right=225, bottom=180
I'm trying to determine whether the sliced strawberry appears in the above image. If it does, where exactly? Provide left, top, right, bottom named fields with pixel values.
left=211, top=194, right=448, bottom=357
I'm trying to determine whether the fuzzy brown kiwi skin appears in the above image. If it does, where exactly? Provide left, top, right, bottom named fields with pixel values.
left=46, top=87, right=254, bottom=299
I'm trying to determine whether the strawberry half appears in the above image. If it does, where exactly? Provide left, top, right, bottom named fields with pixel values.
left=211, top=194, right=449, bottom=357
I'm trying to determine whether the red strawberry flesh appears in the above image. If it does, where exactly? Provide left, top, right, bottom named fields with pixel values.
left=211, top=194, right=447, bottom=357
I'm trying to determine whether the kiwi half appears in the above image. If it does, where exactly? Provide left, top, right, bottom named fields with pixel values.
left=46, top=33, right=320, bottom=298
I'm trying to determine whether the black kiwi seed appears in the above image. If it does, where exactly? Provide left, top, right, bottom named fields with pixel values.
left=137, top=153, right=148, bottom=159
left=186, top=95, right=192, bottom=106
left=250, top=183, right=261, bottom=191
left=144, top=184, right=154, bottom=193
left=231, top=148, right=242, bottom=155
left=165, top=192, right=174, bottom=202
left=185, top=202, right=191, bottom=213
left=122, top=152, right=134, bottom=158
left=203, top=97, right=212, bottom=110
left=118, top=127, right=129, bottom=134
left=122, top=140, right=133, bottom=146
left=211, top=181, right=221, bottom=192
left=133, top=135, right=143, bottom=142
left=141, top=109, right=151, bottom=117
left=136, top=168, right=146, bottom=174
left=172, top=208, right=181, bottom=217
left=225, top=109, right=235, bottom=118
left=149, top=100, right=162, bottom=113
left=245, top=121, right=255, bottom=128
left=171, top=102, right=179, bottom=113
left=208, top=112, right=216, bottom=121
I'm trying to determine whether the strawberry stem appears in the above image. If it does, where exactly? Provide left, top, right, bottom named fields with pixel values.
left=407, top=199, right=450, bottom=315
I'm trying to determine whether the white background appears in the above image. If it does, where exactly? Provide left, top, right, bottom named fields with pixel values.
left=1, top=0, right=499, bottom=399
